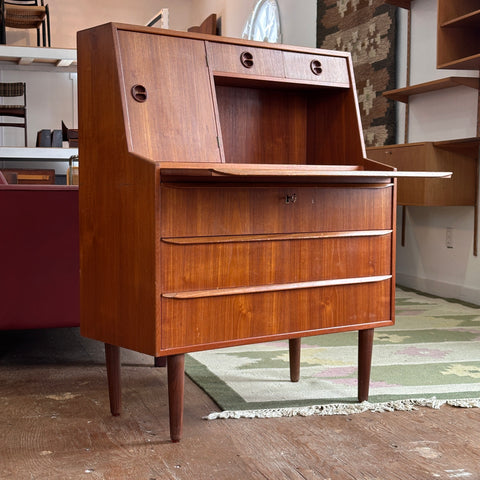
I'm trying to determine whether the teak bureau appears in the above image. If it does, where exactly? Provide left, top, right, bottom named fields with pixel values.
left=77, top=23, right=450, bottom=442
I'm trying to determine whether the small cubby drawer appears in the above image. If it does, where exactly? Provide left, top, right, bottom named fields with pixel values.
left=283, top=52, right=350, bottom=86
left=206, top=41, right=285, bottom=78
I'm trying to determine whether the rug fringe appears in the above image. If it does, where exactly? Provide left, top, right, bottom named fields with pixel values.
left=204, top=397, right=480, bottom=420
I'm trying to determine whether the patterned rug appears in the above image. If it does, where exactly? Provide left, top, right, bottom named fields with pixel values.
left=185, top=287, right=480, bottom=419
left=316, top=0, right=397, bottom=147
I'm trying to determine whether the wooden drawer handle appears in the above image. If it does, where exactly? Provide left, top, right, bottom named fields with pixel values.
left=240, top=51, right=254, bottom=68
left=310, top=59, right=322, bottom=76
left=131, top=84, right=147, bottom=102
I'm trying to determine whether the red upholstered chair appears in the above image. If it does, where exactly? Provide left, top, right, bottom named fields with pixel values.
left=0, top=185, right=79, bottom=330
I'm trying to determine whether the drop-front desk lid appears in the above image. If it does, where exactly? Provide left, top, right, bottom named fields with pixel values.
left=156, top=161, right=452, bottom=181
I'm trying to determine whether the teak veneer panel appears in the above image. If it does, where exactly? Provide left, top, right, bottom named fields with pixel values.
left=161, top=233, right=393, bottom=292
left=117, top=32, right=220, bottom=163
left=160, top=280, right=393, bottom=351
left=160, top=184, right=393, bottom=237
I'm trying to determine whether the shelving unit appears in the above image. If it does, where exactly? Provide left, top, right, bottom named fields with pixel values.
left=0, top=45, right=76, bottom=72
left=367, top=1, right=480, bottom=256
left=437, top=0, right=480, bottom=69
left=0, top=46, right=78, bottom=179
left=383, top=76, right=480, bottom=103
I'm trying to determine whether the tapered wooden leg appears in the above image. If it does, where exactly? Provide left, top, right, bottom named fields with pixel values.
left=105, top=343, right=121, bottom=416
left=154, top=356, right=167, bottom=367
left=289, top=338, right=301, bottom=382
left=358, top=328, right=374, bottom=402
left=167, top=354, right=185, bottom=443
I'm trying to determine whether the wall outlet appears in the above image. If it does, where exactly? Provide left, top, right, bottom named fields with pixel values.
left=446, top=227, right=454, bottom=249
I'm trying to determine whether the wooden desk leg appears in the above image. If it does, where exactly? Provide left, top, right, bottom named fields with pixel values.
left=358, top=329, right=374, bottom=402
left=105, top=343, right=121, bottom=416
left=167, top=354, right=185, bottom=443
left=289, top=338, right=301, bottom=382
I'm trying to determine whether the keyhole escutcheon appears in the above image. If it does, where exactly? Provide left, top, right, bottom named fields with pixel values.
left=285, top=193, right=297, bottom=205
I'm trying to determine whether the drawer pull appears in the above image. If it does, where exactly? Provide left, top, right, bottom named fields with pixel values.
left=310, top=59, right=322, bottom=76
left=163, top=275, right=392, bottom=299
left=131, top=84, right=147, bottom=102
left=285, top=193, right=297, bottom=204
left=240, top=51, right=254, bottom=68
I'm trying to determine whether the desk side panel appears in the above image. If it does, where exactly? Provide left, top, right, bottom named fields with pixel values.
left=78, top=24, right=158, bottom=355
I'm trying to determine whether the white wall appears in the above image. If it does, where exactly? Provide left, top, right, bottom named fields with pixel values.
left=1, top=0, right=316, bottom=147
left=4, top=0, right=316, bottom=49
left=395, top=0, right=480, bottom=304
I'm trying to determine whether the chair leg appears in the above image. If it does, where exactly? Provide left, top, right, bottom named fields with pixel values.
left=167, top=354, right=185, bottom=443
left=358, top=328, right=374, bottom=402
left=45, top=6, right=51, bottom=47
left=105, top=343, right=122, bottom=416
left=289, top=337, right=301, bottom=382
left=0, top=5, right=6, bottom=45
left=41, top=20, right=46, bottom=47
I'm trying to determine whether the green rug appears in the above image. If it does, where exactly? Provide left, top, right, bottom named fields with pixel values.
left=185, top=287, right=480, bottom=419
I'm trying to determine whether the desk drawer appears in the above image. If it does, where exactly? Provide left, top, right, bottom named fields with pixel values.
left=283, top=52, right=350, bottom=86
left=160, top=279, right=393, bottom=350
left=206, top=42, right=284, bottom=78
left=161, top=233, right=392, bottom=293
left=160, top=184, right=394, bottom=237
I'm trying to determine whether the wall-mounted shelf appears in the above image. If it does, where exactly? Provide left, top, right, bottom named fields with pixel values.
left=0, top=147, right=77, bottom=160
left=383, top=76, right=480, bottom=103
left=437, top=1, right=480, bottom=69
left=0, top=45, right=77, bottom=72
left=441, top=9, right=480, bottom=28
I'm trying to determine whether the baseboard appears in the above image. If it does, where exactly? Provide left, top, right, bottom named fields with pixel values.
left=396, top=273, right=480, bottom=307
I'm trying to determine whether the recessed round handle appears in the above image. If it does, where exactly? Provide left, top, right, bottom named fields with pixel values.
left=240, top=51, right=254, bottom=68
left=131, top=84, right=147, bottom=102
left=310, top=59, right=322, bottom=76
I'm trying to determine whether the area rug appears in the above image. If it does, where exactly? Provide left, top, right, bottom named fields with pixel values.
left=185, top=287, right=480, bottom=419
left=316, top=0, right=397, bottom=147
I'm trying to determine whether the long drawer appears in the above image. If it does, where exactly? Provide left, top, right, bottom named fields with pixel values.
left=160, top=279, right=393, bottom=350
left=161, top=233, right=392, bottom=292
left=160, top=184, right=394, bottom=237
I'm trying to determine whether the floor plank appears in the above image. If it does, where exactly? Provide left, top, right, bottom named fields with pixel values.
left=1, top=328, right=480, bottom=480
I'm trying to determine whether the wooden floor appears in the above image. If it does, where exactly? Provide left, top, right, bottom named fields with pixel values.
left=1, top=328, right=480, bottom=480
